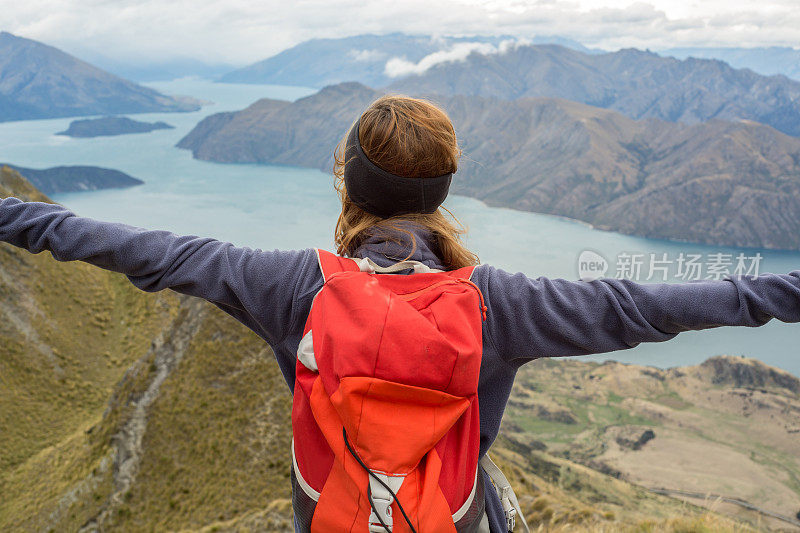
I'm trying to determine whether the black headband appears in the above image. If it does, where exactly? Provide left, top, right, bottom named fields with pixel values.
left=343, top=119, right=453, bottom=218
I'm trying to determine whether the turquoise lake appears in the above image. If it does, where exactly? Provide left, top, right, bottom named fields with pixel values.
left=1, top=78, right=798, bottom=375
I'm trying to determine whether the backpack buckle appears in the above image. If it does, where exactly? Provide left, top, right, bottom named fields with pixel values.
left=368, top=496, right=393, bottom=532
left=505, top=506, right=517, bottom=531
left=500, top=486, right=517, bottom=531
left=367, top=472, right=405, bottom=532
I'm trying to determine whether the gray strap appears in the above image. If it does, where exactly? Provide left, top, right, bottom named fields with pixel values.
left=480, top=455, right=530, bottom=533
left=477, top=512, right=491, bottom=533
left=355, top=257, right=443, bottom=274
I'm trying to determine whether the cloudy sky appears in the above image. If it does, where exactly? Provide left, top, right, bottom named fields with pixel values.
left=2, top=0, right=799, bottom=66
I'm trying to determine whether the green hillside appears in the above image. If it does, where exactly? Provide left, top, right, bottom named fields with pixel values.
left=0, top=166, right=293, bottom=531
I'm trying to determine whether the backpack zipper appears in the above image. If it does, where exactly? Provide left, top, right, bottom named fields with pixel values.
left=395, top=278, right=487, bottom=321
left=456, top=278, right=488, bottom=321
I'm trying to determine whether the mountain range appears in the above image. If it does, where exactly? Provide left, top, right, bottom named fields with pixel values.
left=386, top=44, right=800, bottom=137
left=0, top=31, right=200, bottom=122
left=663, top=46, right=800, bottom=81
left=79, top=54, right=235, bottom=83
left=177, top=82, right=800, bottom=251
left=217, top=34, right=800, bottom=137
left=218, top=33, right=592, bottom=88
left=0, top=167, right=787, bottom=532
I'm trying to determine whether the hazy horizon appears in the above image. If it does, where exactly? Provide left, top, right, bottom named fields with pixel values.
left=2, top=0, right=799, bottom=72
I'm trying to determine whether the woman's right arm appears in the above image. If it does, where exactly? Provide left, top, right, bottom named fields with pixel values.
left=0, top=197, right=320, bottom=345
left=478, top=264, right=800, bottom=366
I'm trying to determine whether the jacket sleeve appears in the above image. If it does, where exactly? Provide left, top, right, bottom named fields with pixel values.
left=0, top=197, right=319, bottom=345
left=479, top=264, right=800, bottom=365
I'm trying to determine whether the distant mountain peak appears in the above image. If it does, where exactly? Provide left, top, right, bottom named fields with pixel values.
left=0, top=31, right=200, bottom=122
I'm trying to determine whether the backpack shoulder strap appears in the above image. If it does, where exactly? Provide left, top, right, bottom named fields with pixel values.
left=480, top=455, right=530, bottom=533
left=315, top=249, right=360, bottom=281
left=449, top=265, right=477, bottom=280
left=317, top=248, right=479, bottom=281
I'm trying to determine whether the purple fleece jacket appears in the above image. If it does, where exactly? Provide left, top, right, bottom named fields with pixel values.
left=2, top=196, right=800, bottom=532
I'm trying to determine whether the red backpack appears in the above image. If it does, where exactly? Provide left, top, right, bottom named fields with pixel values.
left=290, top=250, right=488, bottom=532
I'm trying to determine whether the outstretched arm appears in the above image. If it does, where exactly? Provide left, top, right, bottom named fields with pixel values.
left=0, top=197, right=319, bottom=345
left=478, top=264, right=800, bottom=365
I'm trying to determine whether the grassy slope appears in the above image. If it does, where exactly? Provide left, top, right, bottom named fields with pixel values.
left=0, top=167, right=770, bottom=531
left=1, top=166, right=294, bottom=531
left=102, top=299, right=293, bottom=532
left=0, top=165, right=170, bottom=474
left=0, top=165, right=184, bottom=529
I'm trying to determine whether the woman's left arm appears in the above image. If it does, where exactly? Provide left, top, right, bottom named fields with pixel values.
left=479, top=263, right=800, bottom=364
left=0, top=197, right=319, bottom=345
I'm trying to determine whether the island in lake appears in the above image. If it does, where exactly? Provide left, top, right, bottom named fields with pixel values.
left=57, top=116, right=175, bottom=138
left=0, top=163, right=143, bottom=194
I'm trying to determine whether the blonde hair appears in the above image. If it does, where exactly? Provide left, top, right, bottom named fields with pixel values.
left=333, top=94, right=479, bottom=270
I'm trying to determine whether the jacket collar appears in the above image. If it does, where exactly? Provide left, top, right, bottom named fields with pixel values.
left=351, top=222, right=446, bottom=271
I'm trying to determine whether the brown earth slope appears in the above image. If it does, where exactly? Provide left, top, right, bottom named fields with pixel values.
left=504, top=356, right=800, bottom=529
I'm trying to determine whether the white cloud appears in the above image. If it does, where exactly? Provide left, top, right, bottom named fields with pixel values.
left=384, top=39, right=527, bottom=77
left=385, top=42, right=495, bottom=77
left=1, top=0, right=799, bottom=68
